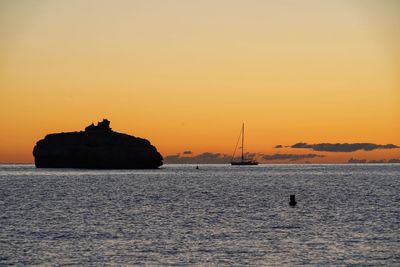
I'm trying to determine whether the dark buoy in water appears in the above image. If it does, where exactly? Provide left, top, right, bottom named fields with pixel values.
left=196, top=165, right=199, bottom=170
left=289, top=195, right=297, bottom=206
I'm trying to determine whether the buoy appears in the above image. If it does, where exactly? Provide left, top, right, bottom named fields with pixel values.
left=289, top=195, right=297, bottom=206
left=196, top=166, right=199, bottom=170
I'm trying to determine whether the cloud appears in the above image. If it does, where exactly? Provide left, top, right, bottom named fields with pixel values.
left=182, top=150, right=193, bottom=155
left=348, top=158, right=400, bottom=164
left=368, top=159, right=387, bottom=163
left=274, top=145, right=283, bottom=148
left=348, top=158, right=367, bottom=163
left=164, top=152, right=257, bottom=164
left=262, top=153, right=324, bottom=161
left=291, top=142, right=399, bottom=152
left=163, top=154, right=181, bottom=160
left=242, top=152, right=257, bottom=159
left=164, top=152, right=231, bottom=164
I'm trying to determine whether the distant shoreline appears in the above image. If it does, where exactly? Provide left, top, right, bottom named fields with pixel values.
left=1, top=162, right=399, bottom=165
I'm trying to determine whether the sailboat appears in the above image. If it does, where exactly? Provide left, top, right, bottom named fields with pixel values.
left=231, top=123, right=258, bottom=165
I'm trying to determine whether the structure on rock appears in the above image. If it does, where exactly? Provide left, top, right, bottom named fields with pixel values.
left=33, top=119, right=163, bottom=169
left=85, top=119, right=111, bottom=131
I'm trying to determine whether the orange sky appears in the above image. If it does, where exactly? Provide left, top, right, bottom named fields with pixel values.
left=1, top=0, right=399, bottom=163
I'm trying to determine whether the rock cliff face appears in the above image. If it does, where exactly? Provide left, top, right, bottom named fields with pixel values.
left=33, top=119, right=163, bottom=169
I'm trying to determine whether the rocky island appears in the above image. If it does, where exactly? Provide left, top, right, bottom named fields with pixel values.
left=33, top=119, right=163, bottom=169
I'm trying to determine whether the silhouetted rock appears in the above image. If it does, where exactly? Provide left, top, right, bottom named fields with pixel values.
left=33, top=119, right=163, bottom=169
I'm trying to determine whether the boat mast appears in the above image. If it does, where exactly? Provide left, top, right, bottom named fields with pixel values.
left=241, top=123, right=244, bottom=162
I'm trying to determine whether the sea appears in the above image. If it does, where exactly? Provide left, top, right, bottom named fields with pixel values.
left=0, top=164, right=399, bottom=266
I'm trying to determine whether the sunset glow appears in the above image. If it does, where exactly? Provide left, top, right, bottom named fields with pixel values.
left=1, top=0, right=399, bottom=163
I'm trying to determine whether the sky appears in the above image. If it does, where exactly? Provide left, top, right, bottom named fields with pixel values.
left=1, top=0, right=399, bottom=163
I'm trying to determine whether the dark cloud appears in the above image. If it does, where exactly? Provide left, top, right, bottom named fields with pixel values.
left=164, top=152, right=231, bottom=164
left=368, top=159, right=386, bottom=163
left=262, top=153, right=324, bottom=161
left=274, top=145, right=283, bottom=148
left=183, top=150, right=193, bottom=155
left=242, top=152, right=257, bottom=159
left=163, top=154, right=181, bottom=161
left=348, top=158, right=400, bottom=163
left=348, top=158, right=367, bottom=163
left=291, top=142, right=399, bottom=152
left=164, top=152, right=257, bottom=164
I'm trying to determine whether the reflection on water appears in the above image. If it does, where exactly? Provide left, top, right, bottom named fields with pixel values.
left=0, top=164, right=399, bottom=265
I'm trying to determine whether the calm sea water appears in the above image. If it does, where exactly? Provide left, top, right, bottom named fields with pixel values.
left=0, top=164, right=399, bottom=266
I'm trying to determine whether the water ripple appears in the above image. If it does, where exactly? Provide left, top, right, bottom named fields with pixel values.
left=0, top=164, right=399, bottom=265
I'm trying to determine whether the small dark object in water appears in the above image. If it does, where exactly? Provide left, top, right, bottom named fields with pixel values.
left=289, top=195, right=297, bottom=206
left=196, top=166, right=199, bottom=170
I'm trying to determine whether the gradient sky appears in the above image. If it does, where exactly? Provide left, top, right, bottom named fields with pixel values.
left=1, top=0, right=399, bottom=163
